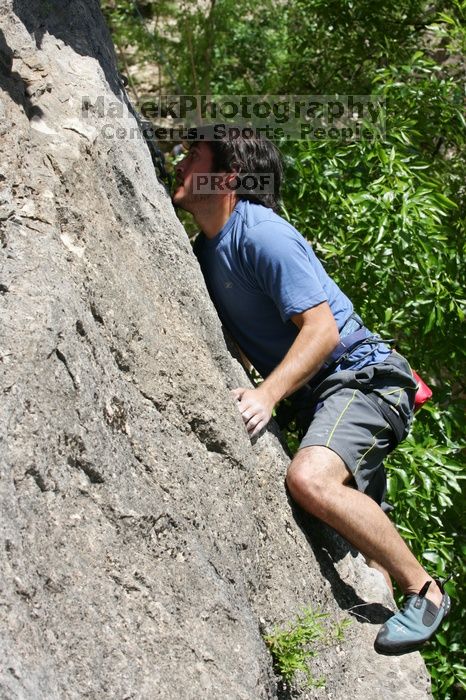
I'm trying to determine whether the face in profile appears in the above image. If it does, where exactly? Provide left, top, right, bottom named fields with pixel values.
left=172, top=142, right=216, bottom=214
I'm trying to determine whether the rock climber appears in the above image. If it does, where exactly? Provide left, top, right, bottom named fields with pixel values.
left=172, top=124, right=450, bottom=655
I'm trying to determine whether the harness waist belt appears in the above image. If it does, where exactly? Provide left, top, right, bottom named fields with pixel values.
left=309, top=328, right=382, bottom=390
left=327, top=328, right=369, bottom=366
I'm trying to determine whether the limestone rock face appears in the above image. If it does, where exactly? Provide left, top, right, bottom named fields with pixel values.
left=0, top=2, right=430, bottom=698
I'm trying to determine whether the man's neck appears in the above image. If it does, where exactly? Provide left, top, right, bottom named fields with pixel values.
left=194, top=195, right=239, bottom=239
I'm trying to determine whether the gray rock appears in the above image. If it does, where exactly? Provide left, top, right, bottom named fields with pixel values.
left=0, top=1, right=431, bottom=698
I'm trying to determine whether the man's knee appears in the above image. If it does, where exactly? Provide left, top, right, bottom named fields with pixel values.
left=286, top=446, right=350, bottom=516
left=286, top=458, right=327, bottom=516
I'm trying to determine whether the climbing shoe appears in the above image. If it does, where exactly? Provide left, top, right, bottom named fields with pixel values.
left=374, top=579, right=451, bottom=655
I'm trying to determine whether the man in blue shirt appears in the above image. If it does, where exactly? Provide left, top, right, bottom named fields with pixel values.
left=172, top=127, right=450, bottom=656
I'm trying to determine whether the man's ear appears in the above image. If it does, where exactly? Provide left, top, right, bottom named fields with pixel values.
left=224, top=171, right=239, bottom=189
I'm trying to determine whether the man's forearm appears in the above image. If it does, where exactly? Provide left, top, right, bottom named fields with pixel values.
left=232, top=302, right=340, bottom=438
left=259, top=322, right=339, bottom=404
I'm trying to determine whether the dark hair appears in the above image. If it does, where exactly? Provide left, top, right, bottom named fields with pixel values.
left=191, top=124, right=283, bottom=211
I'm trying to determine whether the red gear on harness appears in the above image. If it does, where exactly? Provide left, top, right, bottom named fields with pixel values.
left=412, top=370, right=433, bottom=411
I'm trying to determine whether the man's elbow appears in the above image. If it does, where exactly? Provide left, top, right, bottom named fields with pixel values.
left=327, top=321, right=340, bottom=353
left=295, top=304, right=341, bottom=354
left=316, top=311, right=339, bottom=355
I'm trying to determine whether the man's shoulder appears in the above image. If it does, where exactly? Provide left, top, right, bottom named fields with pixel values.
left=239, top=200, right=293, bottom=231
left=238, top=201, right=302, bottom=248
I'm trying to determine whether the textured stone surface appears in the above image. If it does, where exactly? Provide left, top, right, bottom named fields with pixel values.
left=0, top=1, right=431, bottom=698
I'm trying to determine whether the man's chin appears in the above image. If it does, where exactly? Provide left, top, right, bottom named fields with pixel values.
left=172, top=190, right=193, bottom=212
left=172, top=190, right=211, bottom=213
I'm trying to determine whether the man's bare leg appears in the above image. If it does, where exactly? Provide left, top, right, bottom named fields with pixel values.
left=286, top=445, right=442, bottom=606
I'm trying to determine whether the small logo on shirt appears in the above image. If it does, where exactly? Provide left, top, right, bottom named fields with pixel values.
left=224, top=281, right=233, bottom=288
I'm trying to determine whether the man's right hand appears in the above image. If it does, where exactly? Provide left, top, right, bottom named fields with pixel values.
left=231, top=386, right=275, bottom=438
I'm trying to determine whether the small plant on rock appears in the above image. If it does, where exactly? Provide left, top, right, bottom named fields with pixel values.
left=264, top=608, right=351, bottom=690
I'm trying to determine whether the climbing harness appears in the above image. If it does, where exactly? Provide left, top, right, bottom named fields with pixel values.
left=275, top=314, right=432, bottom=443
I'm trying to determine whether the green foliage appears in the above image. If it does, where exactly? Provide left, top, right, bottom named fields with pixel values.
left=277, top=12, right=466, bottom=693
left=387, top=404, right=465, bottom=700
left=102, top=0, right=169, bottom=65
left=102, top=1, right=466, bottom=696
left=279, top=59, right=465, bottom=377
left=101, top=0, right=285, bottom=96
left=272, top=0, right=444, bottom=93
left=277, top=11, right=465, bottom=696
left=264, top=608, right=350, bottom=689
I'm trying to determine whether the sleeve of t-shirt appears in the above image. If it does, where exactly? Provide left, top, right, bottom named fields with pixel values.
left=243, top=221, right=328, bottom=322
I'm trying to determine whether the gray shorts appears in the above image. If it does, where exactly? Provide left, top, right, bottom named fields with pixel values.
left=299, top=352, right=417, bottom=509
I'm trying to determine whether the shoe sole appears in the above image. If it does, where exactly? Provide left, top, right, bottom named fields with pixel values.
left=374, top=641, right=429, bottom=656
left=374, top=593, right=451, bottom=656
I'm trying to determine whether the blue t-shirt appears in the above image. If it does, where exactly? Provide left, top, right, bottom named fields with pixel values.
left=194, top=200, right=390, bottom=379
